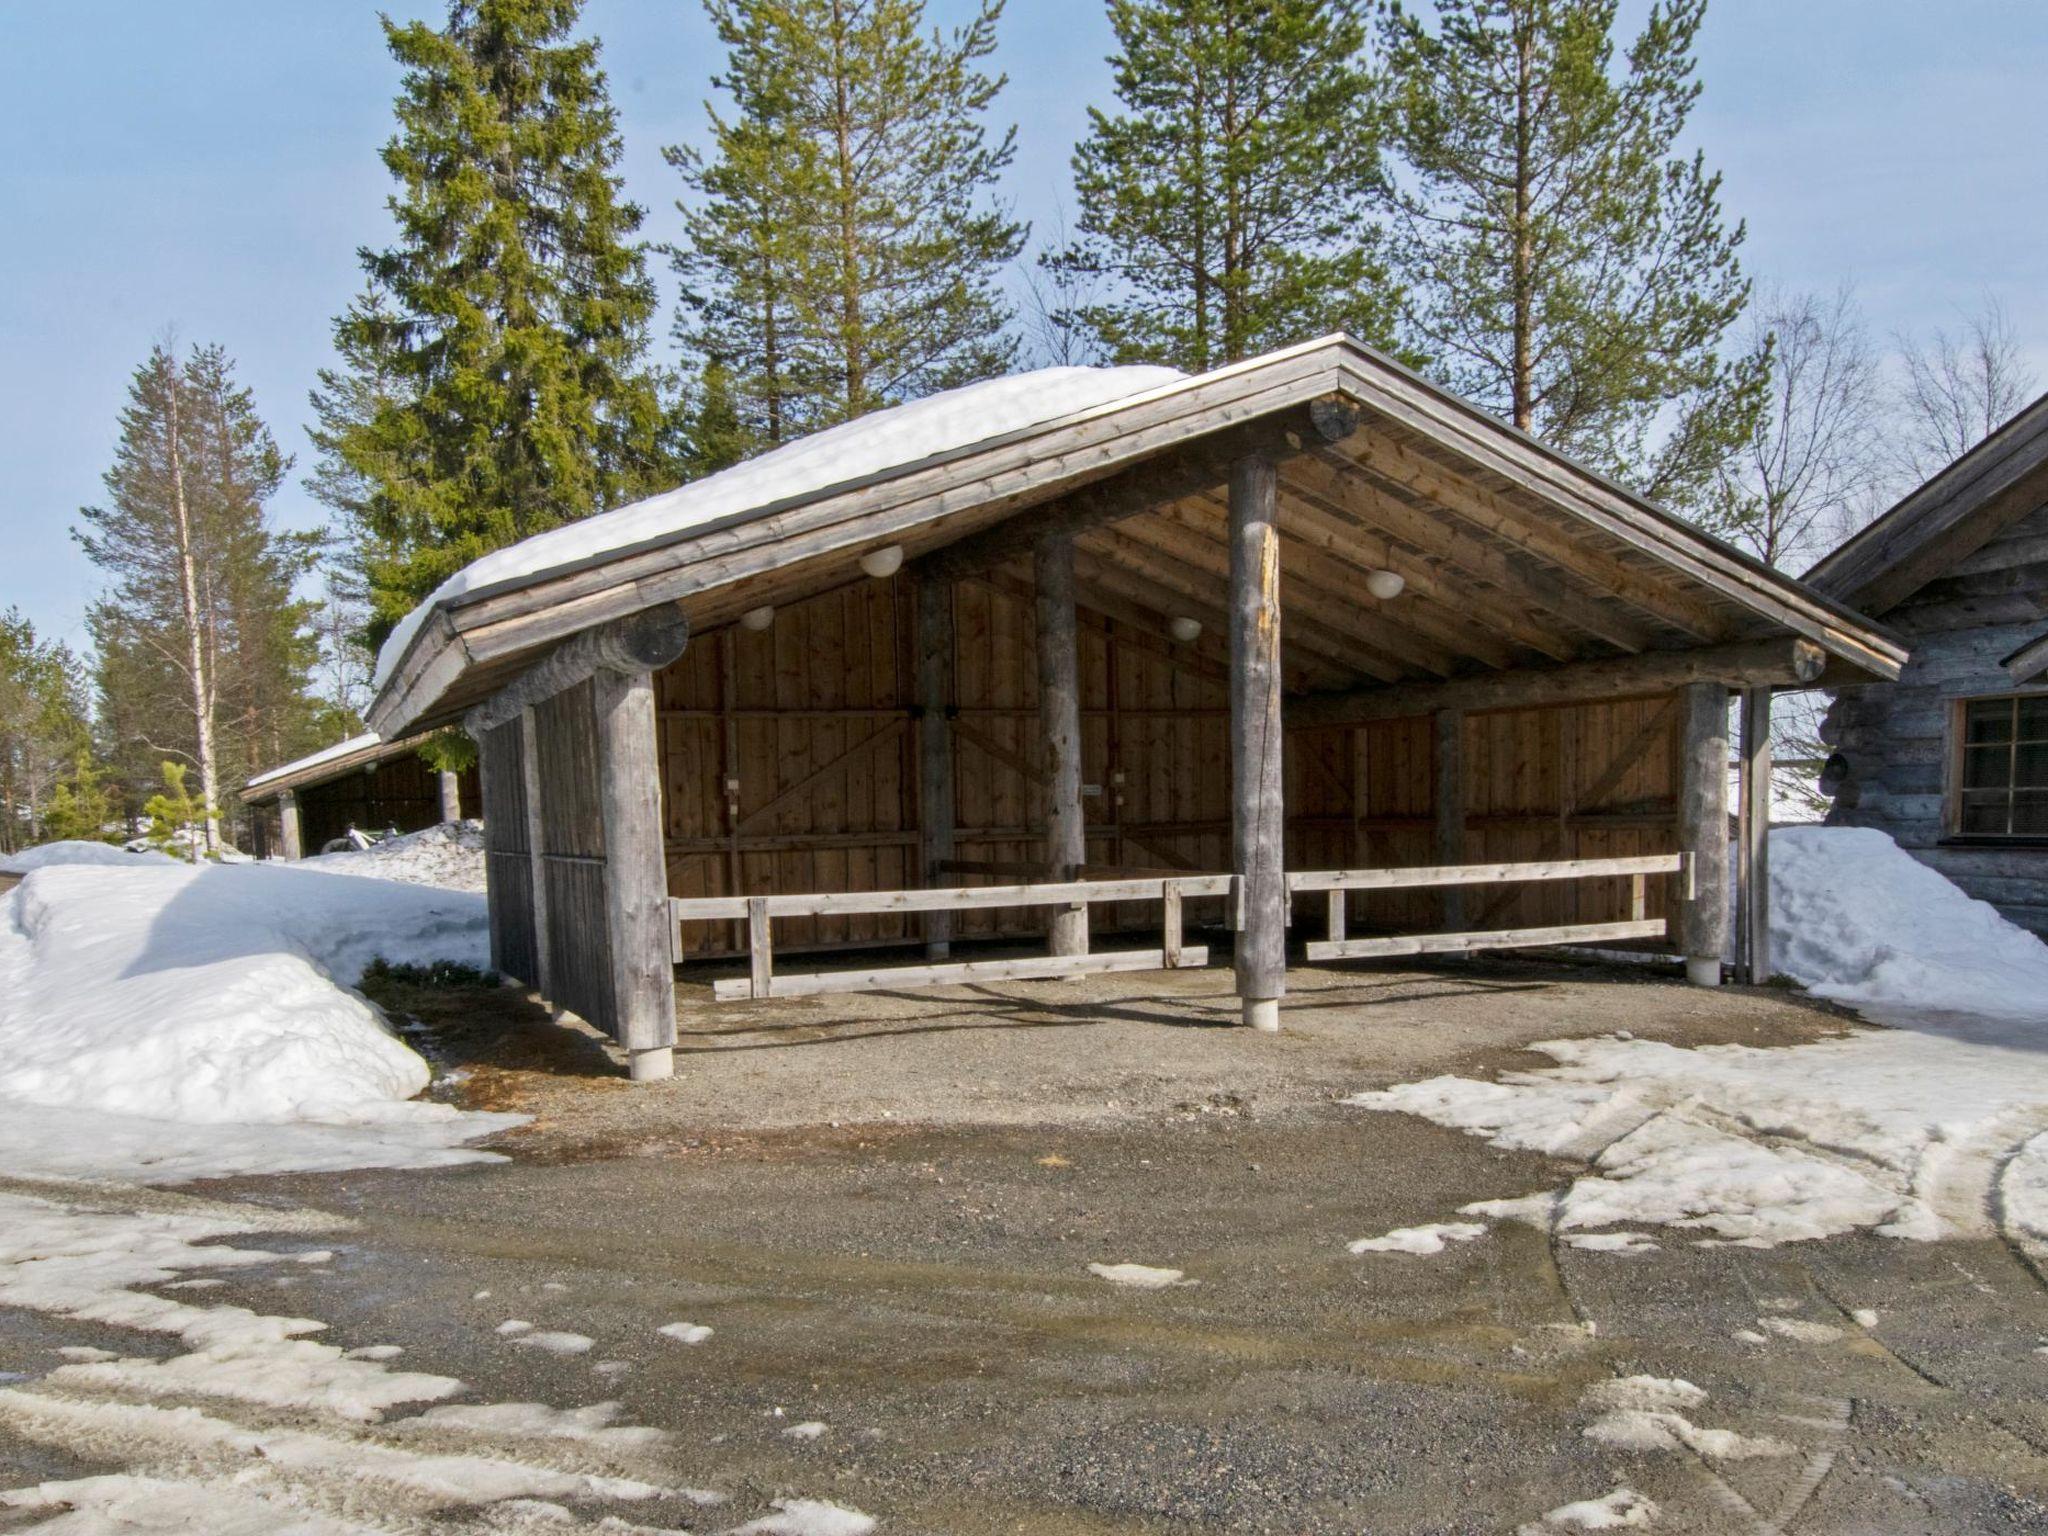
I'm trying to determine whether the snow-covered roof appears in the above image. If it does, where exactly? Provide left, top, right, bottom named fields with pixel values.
left=372, top=365, right=1182, bottom=691
left=245, top=732, right=408, bottom=798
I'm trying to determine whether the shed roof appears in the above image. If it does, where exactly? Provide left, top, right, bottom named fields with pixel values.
left=368, top=334, right=1906, bottom=737
left=244, top=732, right=429, bottom=803
left=1805, top=390, right=2048, bottom=616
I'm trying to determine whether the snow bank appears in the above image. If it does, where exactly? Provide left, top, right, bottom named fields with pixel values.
left=0, top=840, right=173, bottom=874
left=1769, top=825, right=2048, bottom=1018
left=375, top=363, right=1182, bottom=687
left=300, top=819, right=486, bottom=893
left=0, top=861, right=509, bottom=1179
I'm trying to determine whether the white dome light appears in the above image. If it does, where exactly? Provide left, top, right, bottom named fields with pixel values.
left=740, top=605, right=776, bottom=632
left=859, top=544, right=905, bottom=579
left=1169, top=616, right=1203, bottom=644
left=1365, top=568, right=1405, bottom=600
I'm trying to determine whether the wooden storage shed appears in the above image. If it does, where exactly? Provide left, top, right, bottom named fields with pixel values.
left=245, top=732, right=474, bottom=858
left=365, top=336, right=1905, bottom=1079
left=1807, top=392, right=2048, bottom=933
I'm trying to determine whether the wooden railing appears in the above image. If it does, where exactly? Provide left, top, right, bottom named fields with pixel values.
left=672, top=875, right=1234, bottom=1001
left=1288, top=853, right=1692, bottom=962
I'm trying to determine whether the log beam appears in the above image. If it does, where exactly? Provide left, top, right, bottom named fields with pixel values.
left=466, top=603, right=690, bottom=736
left=594, top=667, right=678, bottom=1080
left=1290, top=637, right=1827, bottom=727
left=518, top=704, right=554, bottom=1001
left=1676, top=682, right=1730, bottom=986
left=1036, top=532, right=1089, bottom=956
left=1737, top=686, right=1772, bottom=985
left=1229, top=451, right=1287, bottom=1031
left=278, top=790, right=302, bottom=861
left=915, top=573, right=956, bottom=959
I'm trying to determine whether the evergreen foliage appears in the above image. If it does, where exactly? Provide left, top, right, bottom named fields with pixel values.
left=671, top=0, right=1024, bottom=450
left=0, top=611, right=93, bottom=853
left=1053, top=0, right=1399, bottom=372
left=319, top=0, right=671, bottom=649
left=1379, top=0, right=1763, bottom=509
left=77, top=344, right=324, bottom=848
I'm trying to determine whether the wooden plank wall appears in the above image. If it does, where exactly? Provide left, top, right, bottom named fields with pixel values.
left=479, top=718, right=538, bottom=986
left=296, top=752, right=480, bottom=853
left=656, top=572, right=1683, bottom=956
left=532, top=680, right=617, bottom=1035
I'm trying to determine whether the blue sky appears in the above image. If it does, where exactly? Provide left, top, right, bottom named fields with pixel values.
left=2, top=1, right=2043, bottom=657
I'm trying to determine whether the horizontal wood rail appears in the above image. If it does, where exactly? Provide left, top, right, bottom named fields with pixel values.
left=1292, top=852, right=1692, bottom=963
left=675, top=875, right=1233, bottom=1002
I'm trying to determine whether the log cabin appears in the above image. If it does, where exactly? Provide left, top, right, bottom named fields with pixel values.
left=362, top=335, right=1905, bottom=1080
left=245, top=733, right=473, bottom=858
left=1806, top=392, right=2048, bottom=934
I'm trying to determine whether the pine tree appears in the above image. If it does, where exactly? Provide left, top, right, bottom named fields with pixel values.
left=322, top=0, right=670, bottom=647
left=78, top=343, right=322, bottom=851
left=1379, top=0, right=1763, bottom=509
left=671, top=0, right=1024, bottom=442
left=1053, top=0, right=1398, bottom=372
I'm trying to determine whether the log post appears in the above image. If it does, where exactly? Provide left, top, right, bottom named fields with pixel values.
left=916, top=574, right=956, bottom=959
left=1036, top=531, right=1089, bottom=956
left=1738, top=686, right=1773, bottom=985
left=438, top=769, right=462, bottom=823
left=593, top=667, right=678, bottom=1082
left=278, top=790, right=302, bottom=861
left=1676, top=682, right=1730, bottom=986
left=519, top=704, right=554, bottom=1002
left=1229, top=452, right=1287, bottom=1032
left=1434, top=710, right=1464, bottom=930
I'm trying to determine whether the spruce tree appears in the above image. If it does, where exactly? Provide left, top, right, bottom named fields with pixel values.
left=0, top=612, right=92, bottom=853
left=671, top=0, right=1024, bottom=442
left=323, top=0, right=670, bottom=647
left=1054, top=0, right=1398, bottom=373
left=1379, top=0, right=1762, bottom=509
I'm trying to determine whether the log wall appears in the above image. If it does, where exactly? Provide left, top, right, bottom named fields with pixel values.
left=657, top=572, right=1686, bottom=957
left=531, top=679, right=617, bottom=1036
left=479, top=717, right=539, bottom=985
left=295, top=752, right=478, bottom=854
left=1822, top=501, right=2048, bottom=934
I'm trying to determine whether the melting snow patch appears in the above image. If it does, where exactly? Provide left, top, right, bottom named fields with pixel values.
left=509, top=1330, right=595, bottom=1356
left=1523, top=1486, right=1659, bottom=1531
left=1560, top=1231, right=1659, bottom=1253
left=497, top=1319, right=535, bottom=1336
left=659, top=1322, right=713, bottom=1344
left=1758, top=1317, right=1844, bottom=1344
left=782, top=1420, right=828, bottom=1440
left=1580, top=1376, right=1789, bottom=1461
left=1087, top=1262, right=1186, bottom=1289
left=1348, top=1221, right=1487, bottom=1255
left=1851, top=1308, right=1880, bottom=1328
left=723, top=1498, right=879, bottom=1536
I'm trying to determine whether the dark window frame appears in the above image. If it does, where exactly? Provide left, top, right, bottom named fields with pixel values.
left=1949, top=692, right=2048, bottom=841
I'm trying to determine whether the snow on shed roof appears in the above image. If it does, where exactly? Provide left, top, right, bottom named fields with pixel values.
left=372, top=364, right=1183, bottom=690
left=246, top=732, right=382, bottom=792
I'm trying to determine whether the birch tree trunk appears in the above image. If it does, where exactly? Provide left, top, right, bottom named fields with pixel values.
left=166, top=366, right=220, bottom=854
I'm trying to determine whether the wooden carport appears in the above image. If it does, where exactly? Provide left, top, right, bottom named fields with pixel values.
left=365, top=336, right=1905, bottom=1080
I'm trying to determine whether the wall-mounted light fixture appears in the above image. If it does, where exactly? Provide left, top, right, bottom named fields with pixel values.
left=859, top=544, right=905, bottom=579
left=1169, top=616, right=1203, bottom=644
left=740, top=605, right=776, bottom=632
left=1365, top=569, right=1406, bottom=600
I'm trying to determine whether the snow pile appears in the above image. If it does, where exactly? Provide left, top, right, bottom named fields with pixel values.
left=0, top=839, right=173, bottom=874
left=1769, top=825, right=2048, bottom=1017
left=0, top=861, right=511, bottom=1181
left=375, top=363, right=1182, bottom=686
left=301, top=819, right=487, bottom=892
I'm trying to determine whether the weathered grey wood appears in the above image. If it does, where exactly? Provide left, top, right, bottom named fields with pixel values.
left=711, top=945, right=1212, bottom=1002
left=593, top=666, right=677, bottom=1075
left=1676, top=682, right=1730, bottom=983
left=518, top=704, right=554, bottom=1000
left=1162, top=883, right=1185, bottom=966
left=1307, top=917, right=1666, bottom=962
left=1036, top=532, right=1089, bottom=955
left=915, top=574, right=956, bottom=958
left=1229, top=450, right=1287, bottom=1031
left=1288, top=853, right=1684, bottom=892
left=2003, top=629, right=2048, bottom=685
left=1325, top=889, right=1346, bottom=945
left=671, top=872, right=1234, bottom=922
left=1291, top=639, right=1827, bottom=726
left=438, top=769, right=462, bottom=823
left=278, top=791, right=302, bottom=860
left=747, top=896, right=772, bottom=1000
left=466, top=604, right=691, bottom=735
left=1738, top=686, right=1773, bottom=984
left=1434, top=710, right=1464, bottom=930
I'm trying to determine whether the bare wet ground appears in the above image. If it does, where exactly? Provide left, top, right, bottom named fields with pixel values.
left=6, top=957, right=2048, bottom=1533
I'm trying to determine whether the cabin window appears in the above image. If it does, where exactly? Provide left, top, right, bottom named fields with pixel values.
left=1956, top=694, right=2048, bottom=837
